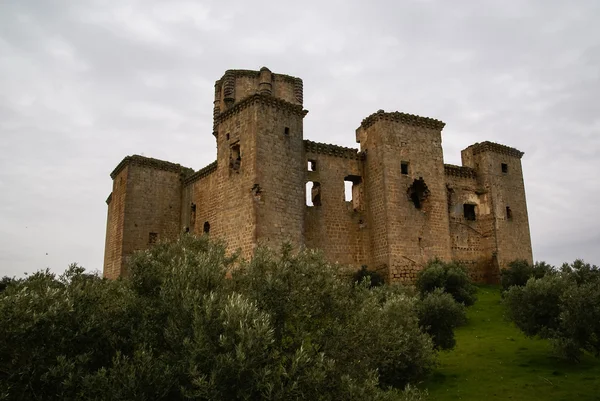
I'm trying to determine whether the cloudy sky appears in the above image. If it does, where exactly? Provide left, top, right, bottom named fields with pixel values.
left=1, top=0, right=599, bottom=277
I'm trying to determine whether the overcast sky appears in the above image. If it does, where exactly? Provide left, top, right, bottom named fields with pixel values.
left=1, top=0, right=599, bottom=277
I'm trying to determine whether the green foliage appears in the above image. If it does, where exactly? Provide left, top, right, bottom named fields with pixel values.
left=0, top=236, right=433, bottom=400
left=0, top=276, right=15, bottom=293
left=417, top=289, right=466, bottom=350
left=500, top=259, right=555, bottom=291
left=416, top=260, right=477, bottom=306
left=504, top=259, right=600, bottom=361
left=353, top=265, right=385, bottom=288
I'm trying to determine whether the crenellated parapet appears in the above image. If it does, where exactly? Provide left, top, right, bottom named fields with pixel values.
left=110, top=155, right=193, bottom=179
left=182, top=161, right=218, bottom=186
left=304, top=140, right=362, bottom=160
left=360, top=109, right=446, bottom=130
left=214, top=93, right=308, bottom=126
left=444, top=164, right=477, bottom=178
left=466, top=141, right=524, bottom=159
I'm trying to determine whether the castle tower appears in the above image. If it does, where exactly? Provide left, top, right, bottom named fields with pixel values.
left=202, top=68, right=308, bottom=256
left=103, top=157, right=188, bottom=278
left=461, top=142, right=533, bottom=269
left=356, top=110, right=452, bottom=281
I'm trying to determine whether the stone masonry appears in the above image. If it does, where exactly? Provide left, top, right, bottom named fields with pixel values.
left=103, top=67, right=533, bottom=283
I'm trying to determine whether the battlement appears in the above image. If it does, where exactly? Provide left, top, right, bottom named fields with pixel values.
left=359, top=109, right=446, bottom=130
left=214, top=93, right=308, bottom=126
left=110, top=155, right=193, bottom=179
left=444, top=164, right=477, bottom=178
left=304, top=140, right=362, bottom=160
left=182, top=161, right=218, bottom=186
left=466, top=141, right=524, bottom=159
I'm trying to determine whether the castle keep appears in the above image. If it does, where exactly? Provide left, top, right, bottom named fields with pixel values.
left=103, top=67, right=533, bottom=282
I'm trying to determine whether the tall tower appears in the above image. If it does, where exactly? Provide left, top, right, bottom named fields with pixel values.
left=208, top=68, right=308, bottom=255
left=461, top=142, right=533, bottom=269
left=356, top=111, right=452, bottom=281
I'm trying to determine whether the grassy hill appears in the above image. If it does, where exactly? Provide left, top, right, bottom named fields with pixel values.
left=423, top=286, right=600, bottom=401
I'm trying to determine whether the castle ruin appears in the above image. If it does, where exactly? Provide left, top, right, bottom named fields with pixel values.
left=103, top=67, right=533, bottom=282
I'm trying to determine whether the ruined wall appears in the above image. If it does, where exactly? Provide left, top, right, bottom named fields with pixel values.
left=357, top=111, right=452, bottom=281
left=103, top=166, right=128, bottom=279
left=304, top=141, right=367, bottom=267
left=181, top=162, right=217, bottom=236
left=103, top=68, right=534, bottom=284
left=462, top=142, right=533, bottom=270
left=253, top=98, right=306, bottom=250
left=445, top=165, right=497, bottom=282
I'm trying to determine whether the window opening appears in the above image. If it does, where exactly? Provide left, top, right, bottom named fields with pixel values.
left=344, top=175, right=362, bottom=211
left=284, top=127, right=290, bottom=135
left=407, top=178, right=429, bottom=209
left=501, top=163, right=508, bottom=173
left=506, top=206, right=513, bottom=220
left=463, top=204, right=476, bottom=221
left=306, top=181, right=321, bottom=206
left=401, top=161, right=409, bottom=175
left=308, top=160, right=316, bottom=171
left=226, top=133, right=230, bottom=140
left=148, top=232, right=158, bottom=244
left=344, top=181, right=353, bottom=202
left=229, top=143, right=241, bottom=173
left=203, top=221, right=210, bottom=233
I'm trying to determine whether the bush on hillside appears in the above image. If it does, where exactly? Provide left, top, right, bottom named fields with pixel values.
left=417, top=289, right=467, bottom=350
left=353, top=265, right=385, bottom=287
left=0, top=235, right=433, bottom=400
left=500, top=259, right=555, bottom=291
left=504, top=259, right=600, bottom=362
left=416, top=260, right=477, bottom=306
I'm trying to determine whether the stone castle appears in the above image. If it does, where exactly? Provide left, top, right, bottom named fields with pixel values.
left=103, top=67, right=533, bottom=282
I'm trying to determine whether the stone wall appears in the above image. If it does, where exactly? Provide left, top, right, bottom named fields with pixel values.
left=304, top=141, right=367, bottom=268
left=356, top=111, right=452, bottom=281
left=462, top=142, right=533, bottom=270
left=103, top=68, right=533, bottom=284
left=103, top=166, right=128, bottom=279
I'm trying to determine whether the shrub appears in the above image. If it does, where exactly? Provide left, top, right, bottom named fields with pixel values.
left=500, top=260, right=555, bottom=291
left=417, top=289, right=467, bottom=350
left=353, top=265, right=385, bottom=287
left=504, top=259, right=600, bottom=362
left=416, top=260, right=477, bottom=306
left=0, top=236, right=436, bottom=400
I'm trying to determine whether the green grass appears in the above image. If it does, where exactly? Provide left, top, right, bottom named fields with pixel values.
left=423, top=285, right=600, bottom=401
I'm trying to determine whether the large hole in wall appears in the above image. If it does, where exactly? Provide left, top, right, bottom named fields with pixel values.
left=463, top=204, right=476, bottom=221
left=344, top=175, right=362, bottom=211
left=306, top=181, right=321, bottom=206
left=407, top=177, right=429, bottom=209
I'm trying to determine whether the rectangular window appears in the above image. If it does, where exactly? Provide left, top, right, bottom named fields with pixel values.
left=284, top=127, right=290, bottom=135
left=401, top=161, right=409, bottom=175
left=229, top=143, right=241, bottom=173
left=308, top=159, right=316, bottom=171
left=463, top=204, right=476, bottom=221
left=501, top=163, right=508, bottom=173
left=506, top=206, right=513, bottom=220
